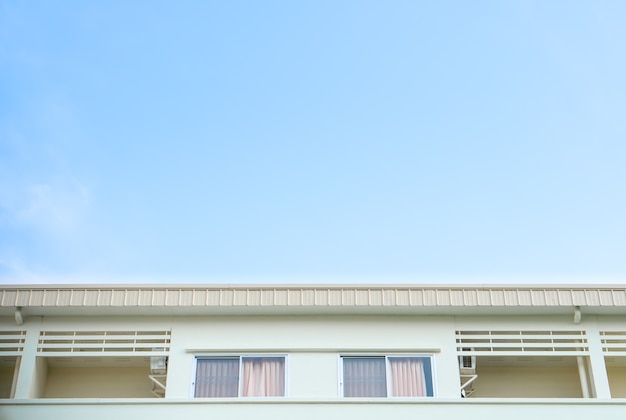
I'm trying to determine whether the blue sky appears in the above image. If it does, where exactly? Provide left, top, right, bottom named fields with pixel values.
left=1, top=1, right=626, bottom=285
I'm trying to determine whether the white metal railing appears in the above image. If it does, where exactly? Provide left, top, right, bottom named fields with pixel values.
left=456, top=330, right=589, bottom=355
left=600, top=331, right=626, bottom=354
left=37, top=330, right=171, bottom=354
left=0, top=331, right=26, bottom=355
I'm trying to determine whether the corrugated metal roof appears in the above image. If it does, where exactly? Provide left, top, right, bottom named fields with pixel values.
left=1, top=285, right=626, bottom=314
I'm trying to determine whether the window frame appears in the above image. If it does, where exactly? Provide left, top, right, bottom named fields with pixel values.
left=339, top=354, right=436, bottom=398
left=192, top=354, right=288, bottom=398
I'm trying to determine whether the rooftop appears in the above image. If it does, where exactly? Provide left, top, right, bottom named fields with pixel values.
left=1, top=284, right=626, bottom=316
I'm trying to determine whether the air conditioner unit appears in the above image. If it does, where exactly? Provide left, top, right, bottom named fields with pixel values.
left=458, top=347, right=478, bottom=397
left=150, top=348, right=168, bottom=375
left=459, top=348, right=476, bottom=373
left=148, top=348, right=168, bottom=397
left=150, top=356, right=167, bottom=374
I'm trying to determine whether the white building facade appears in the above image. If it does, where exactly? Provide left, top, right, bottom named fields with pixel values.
left=1, top=284, right=626, bottom=419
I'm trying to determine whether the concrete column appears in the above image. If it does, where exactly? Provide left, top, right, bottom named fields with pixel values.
left=584, top=316, right=611, bottom=398
left=13, top=317, right=43, bottom=399
left=164, top=327, right=194, bottom=398
left=438, top=316, right=463, bottom=398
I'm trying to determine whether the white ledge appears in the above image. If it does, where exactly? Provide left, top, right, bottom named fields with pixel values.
left=3, top=397, right=626, bottom=405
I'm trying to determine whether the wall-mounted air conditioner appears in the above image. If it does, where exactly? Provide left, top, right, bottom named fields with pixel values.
left=149, top=349, right=168, bottom=397
left=459, top=348, right=476, bottom=372
left=150, top=356, right=168, bottom=375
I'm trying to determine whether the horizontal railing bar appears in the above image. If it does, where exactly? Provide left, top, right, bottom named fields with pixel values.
left=457, top=343, right=587, bottom=349
left=39, top=334, right=170, bottom=340
left=35, top=351, right=170, bottom=357
left=455, top=351, right=590, bottom=356
left=456, top=334, right=586, bottom=340
left=38, top=343, right=171, bottom=349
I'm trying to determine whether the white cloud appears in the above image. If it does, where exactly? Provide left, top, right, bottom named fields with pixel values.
left=0, top=254, right=46, bottom=284
left=0, top=178, right=93, bottom=284
left=16, top=179, right=91, bottom=234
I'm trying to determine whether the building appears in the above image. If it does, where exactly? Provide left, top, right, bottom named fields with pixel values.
left=1, top=284, right=626, bottom=419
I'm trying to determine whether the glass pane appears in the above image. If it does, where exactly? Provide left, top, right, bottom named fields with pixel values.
left=388, top=357, right=430, bottom=397
left=195, top=358, right=240, bottom=397
left=241, top=357, right=285, bottom=397
left=343, top=357, right=387, bottom=397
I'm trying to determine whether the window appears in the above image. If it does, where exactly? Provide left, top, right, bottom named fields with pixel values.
left=194, top=356, right=286, bottom=397
left=341, top=356, right=434, bottom=397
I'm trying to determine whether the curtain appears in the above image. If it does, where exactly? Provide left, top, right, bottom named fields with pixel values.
left=343, top=357, right=387, bottom=397
left=195, top=358, right=240, bottom=397
left=389, top=357, right=427, bottom=397
left=241, top=357, right=285, bottom=397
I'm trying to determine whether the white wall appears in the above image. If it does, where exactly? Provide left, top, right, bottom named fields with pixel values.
left=289, top=353, right=338, bottom=397
left=472, top=365, right=582, bottom=398
left=2, top=312, right=625, bottom=401
left=165, top=315, right=459, bottom=398
left=42, top=366, right=154, bottom=398
left=4, top=400, right=626, bottom=420
left=30, top=357, right=47, bottom=398
left=607, top=366, right=626, bottom=397
left=0, top=365, right=15, bottom=398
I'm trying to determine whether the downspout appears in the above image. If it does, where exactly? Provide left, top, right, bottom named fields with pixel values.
left=577, top=356, right=590, bottom=398
left=573, top=306, right=590, bottom=398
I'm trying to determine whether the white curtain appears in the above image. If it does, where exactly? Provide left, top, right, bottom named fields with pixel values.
left=343, top=357, right=387, bottom=397
left=195, top=358, right=240, bottom=397
left=241, top=357, right=285, bottom=397
left=389, top=357, right=427, bottom=397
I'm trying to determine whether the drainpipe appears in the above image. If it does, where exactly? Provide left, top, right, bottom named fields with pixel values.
left=15, top=307, right=23, bottom=325
left=577, top=356, right=590, bottom=398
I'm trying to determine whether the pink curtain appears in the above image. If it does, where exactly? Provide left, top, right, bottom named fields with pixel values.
left=343, top=357, right=387, bottom=397
left=241, top=357, right=285, bottom=397
left=195, top=358, right=240, bottom=397
left=389, top=357, right=427, bottom=397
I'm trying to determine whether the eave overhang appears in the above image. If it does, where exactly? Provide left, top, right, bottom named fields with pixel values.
left=1, top=284, right=626, bottom=317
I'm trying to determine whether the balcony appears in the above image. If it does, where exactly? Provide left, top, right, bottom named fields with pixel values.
left=0, top=357, right=19, bottom=398
left=32, top=356, right=161, bottom=398
left=463, top=356, right=586, bottom=398
left=606, top=356, right=626, bottom=398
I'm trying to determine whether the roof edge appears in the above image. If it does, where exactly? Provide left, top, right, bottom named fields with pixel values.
left=1, top=283, right=625, bottom=290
